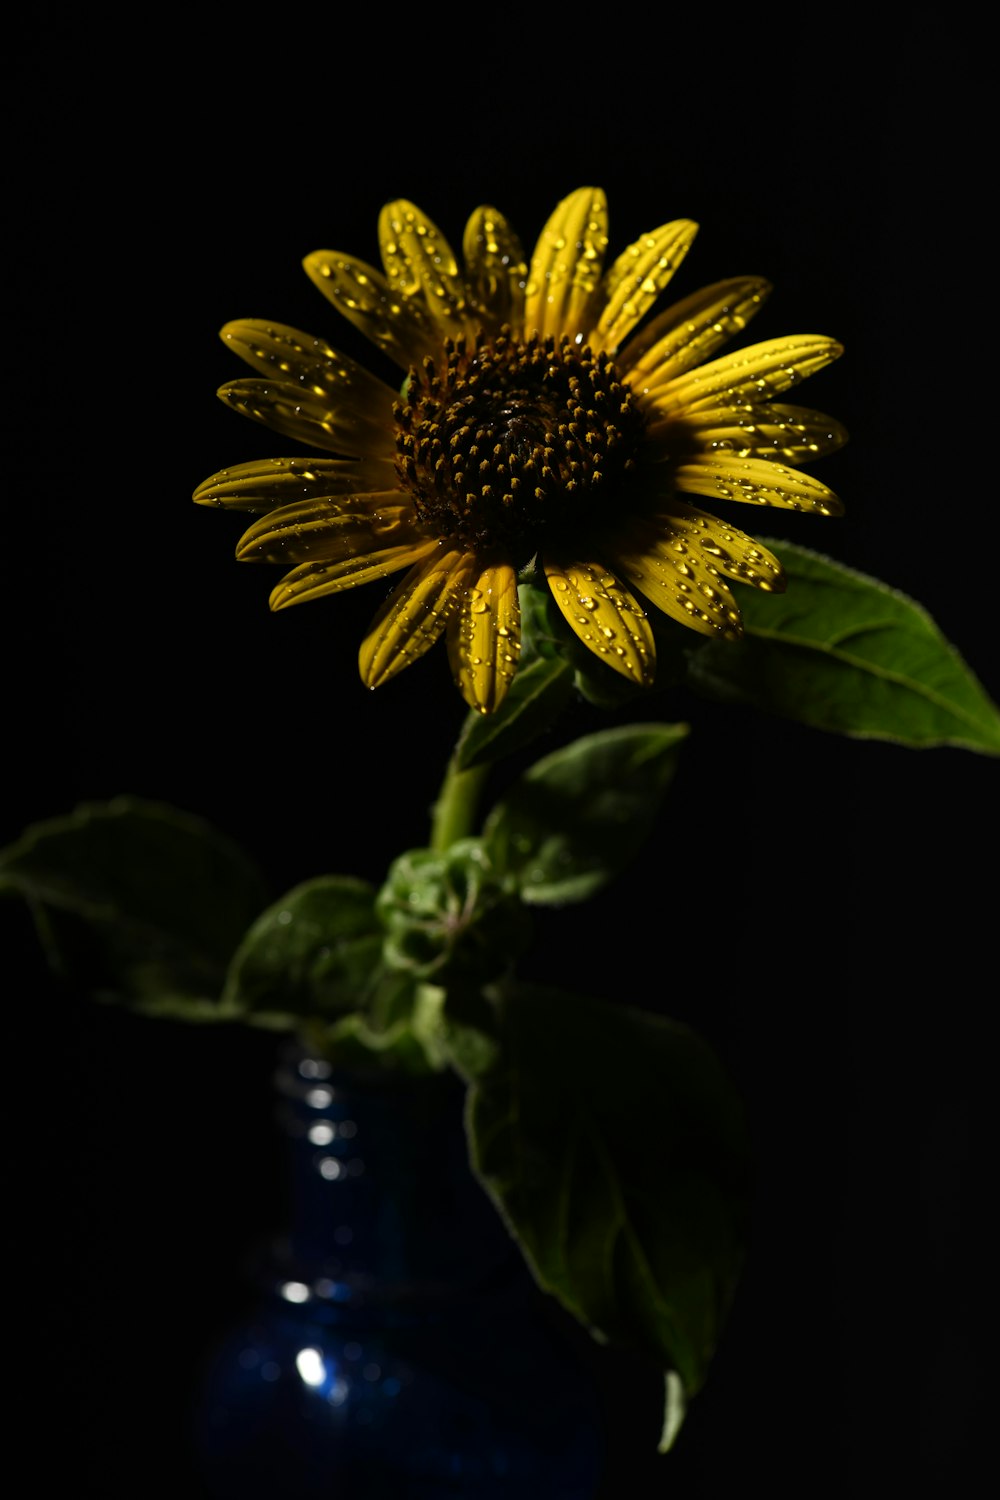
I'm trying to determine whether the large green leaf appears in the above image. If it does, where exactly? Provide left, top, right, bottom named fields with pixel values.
left=0, top=796, right=268, bottom=1012
left=688, top=541, right=1000, bottom=752
left=222, top=874, right=384, bottom=1023
left=446, top=982, right=750, bottom=1422
left=482, top=723, right=688, bottom=904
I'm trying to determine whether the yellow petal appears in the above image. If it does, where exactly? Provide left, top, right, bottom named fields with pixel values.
left=446, top=562, right=521, bottom=714
left=359, top=546, right=478, bottom=688
left=303, top=250, right=437, bottom=369
left=270, top=539, right=437, bottom=610
left=621, top=277, right=772, bottom=392
left=633, top=504, right=785, bottom=592
left=592, top=220, right=698, bottom=353
left=378, top=199, right=469, bottom=341
left=216, top=377, right=395, bottom=459
left=236, top=495, right=418, bottom=564
left=462, top=205, right=527, bottom=331
left=543, top=560, right=656, bottom=685
left=609, top=530, right=744, bottom=641
left=524, top=188, right=608, bottom=341
left=219, top=321, right=397, bottom=415
left=647, top=335, right=844, bottom=416
left=647, top=402, right=848, bottom=463
left=193, top=456, right=399, bottom=512
left=673, top=456, right=843, bottom=515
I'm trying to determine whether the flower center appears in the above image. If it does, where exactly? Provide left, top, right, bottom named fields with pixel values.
left=393, top=327, right=645, bottom=561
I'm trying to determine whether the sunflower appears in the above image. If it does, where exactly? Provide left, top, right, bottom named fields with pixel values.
left=194, top=189, right=845, bottom=714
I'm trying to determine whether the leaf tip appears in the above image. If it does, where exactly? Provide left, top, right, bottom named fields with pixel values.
left=658, top=1370, right=688, bottom=1454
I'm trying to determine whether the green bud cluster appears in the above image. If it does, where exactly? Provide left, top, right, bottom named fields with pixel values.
left=376, top=838, right=532, bottom=986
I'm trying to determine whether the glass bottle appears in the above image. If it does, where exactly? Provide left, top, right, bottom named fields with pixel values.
left=194, top=1039, right=605, bottom=1498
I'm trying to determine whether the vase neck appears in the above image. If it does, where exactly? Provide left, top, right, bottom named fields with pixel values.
left=264, top=1043, right=516, bottom=1313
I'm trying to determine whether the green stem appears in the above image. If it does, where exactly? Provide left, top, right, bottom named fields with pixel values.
left=429, top=728, right=489, bottom=852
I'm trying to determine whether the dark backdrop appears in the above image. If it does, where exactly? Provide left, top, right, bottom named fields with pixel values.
left=9, top=19, right=990, bottom=1497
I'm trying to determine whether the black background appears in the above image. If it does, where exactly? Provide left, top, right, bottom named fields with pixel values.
left=9, top=17, right=992, bottom=1497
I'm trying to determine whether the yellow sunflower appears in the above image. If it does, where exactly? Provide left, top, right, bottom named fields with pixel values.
left=194, top=188, right=845, bottom=714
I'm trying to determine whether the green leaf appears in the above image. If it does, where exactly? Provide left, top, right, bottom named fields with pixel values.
left=222, top=875, right=384, bottom=1023
left=0, top=796, right=269, bottom=1012
left=455, top=653, right=575, bottom=772
left=446, top=981, right=751, bottom=1410
left=482, top=722, right=688, bottom=904
left=688, top=541, right=1000, bottom=753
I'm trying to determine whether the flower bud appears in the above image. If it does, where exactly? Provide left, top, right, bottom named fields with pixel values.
left=376, top=839, right=532, bottom=986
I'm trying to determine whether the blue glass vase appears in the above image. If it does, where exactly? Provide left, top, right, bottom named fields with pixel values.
left=194, top=1040, right=605, bottom=1498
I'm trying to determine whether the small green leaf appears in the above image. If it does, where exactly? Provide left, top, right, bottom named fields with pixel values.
left=688, top=541, right=1000, bottom=753
left=223, top=875, right=383, bottom=1020
left=659, top=1371, right=687, bottom=1453
left=0, top=796, right=269, bottom=1013
left=446, top=981, right=750, bottom=1408
left=113, top=992, right=247, bottom=1024
left=482, top=722, right=688, bottom=904
left=455, top=653, right=575, bottom=772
